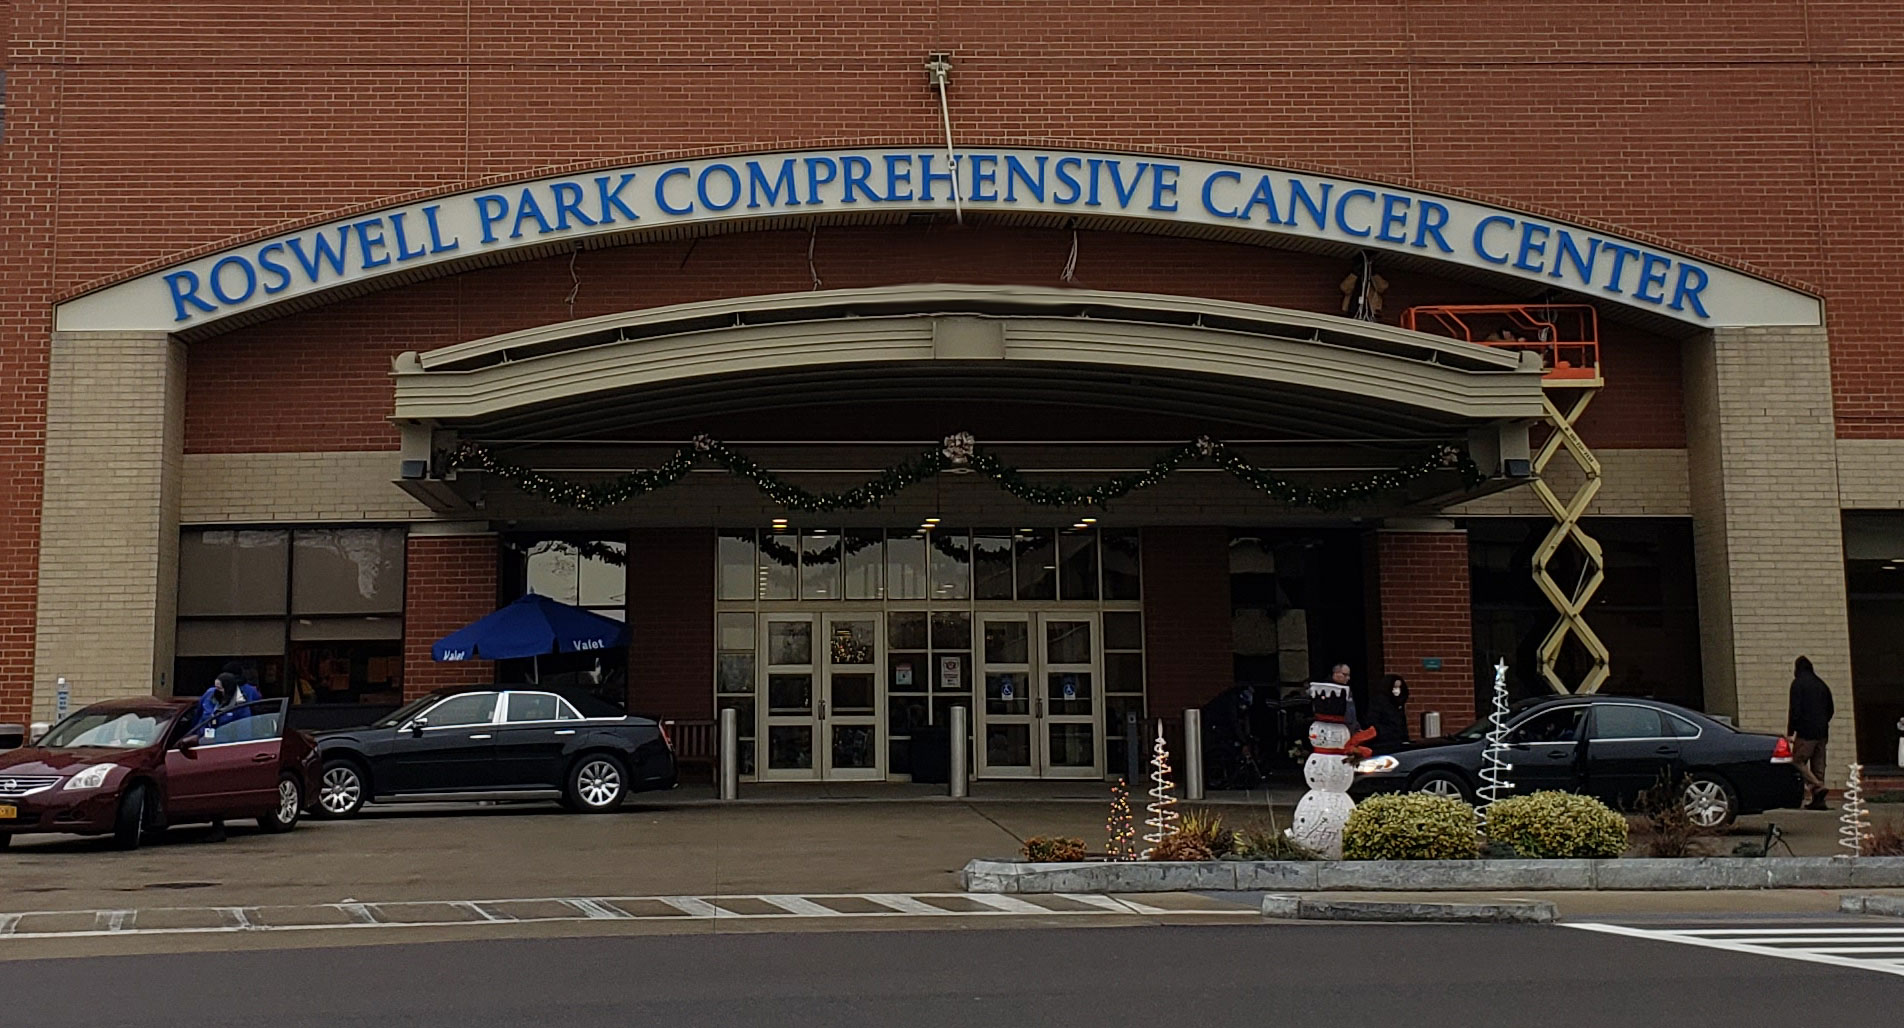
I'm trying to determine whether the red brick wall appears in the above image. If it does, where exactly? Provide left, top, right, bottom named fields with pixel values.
left=401, top=535, right=499, bottom=698
left=625, top=529, right=713, bottom=721
left=5, top=1, right=1898, bottom=718
left=1140, top=527, right=1232, bottom=719
left=1366, top=529, right=1477, bottom=727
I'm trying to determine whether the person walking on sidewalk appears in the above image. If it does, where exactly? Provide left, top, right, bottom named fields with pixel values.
left=1786, top=655, right=1835, bottom=810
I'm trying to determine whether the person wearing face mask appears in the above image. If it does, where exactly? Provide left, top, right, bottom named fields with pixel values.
left=1368, top=673, right=1411, bottom=753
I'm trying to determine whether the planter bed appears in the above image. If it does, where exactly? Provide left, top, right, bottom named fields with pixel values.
left=960, top=856, right=1904, bottom=894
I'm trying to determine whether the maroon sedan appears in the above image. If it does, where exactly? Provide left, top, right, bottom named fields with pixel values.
left=0, top=697, right=319, bottom=850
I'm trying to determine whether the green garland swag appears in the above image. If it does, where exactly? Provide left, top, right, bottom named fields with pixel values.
left=450, top=434, right=1480, bottom=514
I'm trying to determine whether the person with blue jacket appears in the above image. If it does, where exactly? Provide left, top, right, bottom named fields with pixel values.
left=194, top=671, right=259, bottom=731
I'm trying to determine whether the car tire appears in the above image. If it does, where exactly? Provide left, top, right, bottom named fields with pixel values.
left=113, top=783, right=153, bottom=851
left=1682, top=772, right=1739, bottom=829
left=315, top=759, right=368, bottom=819
left=1409, top=769, right=1475, bottom=803
left=259, top=773, right=303, bottom=833
left=564, top=754, right=627, bottom=813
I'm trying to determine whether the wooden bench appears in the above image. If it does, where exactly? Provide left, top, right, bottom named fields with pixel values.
left=663, top=719, right=719, bottom=782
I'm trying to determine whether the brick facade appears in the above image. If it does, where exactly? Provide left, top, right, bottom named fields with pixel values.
left=401, top=534, right=500, bottom=699
left=5, top=3, right=1903, bottom=739
left=1365, top=528, right=1478, bottom=727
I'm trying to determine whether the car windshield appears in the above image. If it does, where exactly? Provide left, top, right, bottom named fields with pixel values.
left=38, top=711, right=170, bottom=749
left=373, top=695, right=439, bottom=729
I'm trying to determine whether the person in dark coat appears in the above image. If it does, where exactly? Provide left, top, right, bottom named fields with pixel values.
left=1367, top=674, right=1411, bottom=753
left=1786, top=655, right=1835, bottom=810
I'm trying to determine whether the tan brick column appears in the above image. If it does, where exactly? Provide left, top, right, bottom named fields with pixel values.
left=32, top=332, right=186, bottom=718
left=1684, top=325, right=1855, bottom=746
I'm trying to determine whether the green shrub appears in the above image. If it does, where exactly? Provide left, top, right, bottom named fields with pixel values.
left=1485, top=791, right=1629, bottom=859
left=1022, top=836, right=1087, bottom=862
left=1341, top=794, right=1480, bottom=861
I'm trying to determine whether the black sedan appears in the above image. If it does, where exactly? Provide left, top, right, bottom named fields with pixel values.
left=311, top=686, right=677, bottom=818
left=1349, top=695, right=1804, bottom=827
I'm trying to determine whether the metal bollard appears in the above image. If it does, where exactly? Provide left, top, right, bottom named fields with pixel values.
left=1183, top=708, right=1205, bottom=800
left=1422, top=711, right=1443, bottom=739
left=1896, top=716, right=1904, bottom=768
left=718, top=708, right=739, bottom=801
left=949, top=705, right=969, bottom=798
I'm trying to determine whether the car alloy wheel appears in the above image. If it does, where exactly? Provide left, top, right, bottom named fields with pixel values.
left=1416, top=777, right=1464, bottom=799
left=575, top=759, right=623, bottom=809
left=1683, top=777, right=1733, bottom=828
left=319, top=765, right=363, bottom=816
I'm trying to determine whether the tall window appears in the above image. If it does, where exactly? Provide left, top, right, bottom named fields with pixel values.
left=498, top=535, right=628, bottom=706
left=175, top=526, right=405, bottom=705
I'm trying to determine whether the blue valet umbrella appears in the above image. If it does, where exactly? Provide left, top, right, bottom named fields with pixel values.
left=431, top=593, right=629, bottom=682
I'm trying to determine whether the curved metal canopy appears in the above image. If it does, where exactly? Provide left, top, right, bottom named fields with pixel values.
left=392, top=284, right=1547, bottom=440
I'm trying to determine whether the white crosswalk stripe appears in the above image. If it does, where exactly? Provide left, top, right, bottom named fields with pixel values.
left=1567, top=922, right=1904, bottom=978
left=0, top=893, right=1247, bottom=941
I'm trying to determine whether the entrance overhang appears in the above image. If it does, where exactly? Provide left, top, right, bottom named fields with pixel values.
left=389, top=284, right=1547, bottom=516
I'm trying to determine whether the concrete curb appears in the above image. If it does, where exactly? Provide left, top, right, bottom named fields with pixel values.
left=960, top=856, right=1904, bottom=893
left=1840, top=894, right=1904, bottom=917
left=1261, top=894, right=1557, bottom=924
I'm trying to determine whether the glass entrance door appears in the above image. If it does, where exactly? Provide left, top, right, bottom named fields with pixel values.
left=821, top=615, right=883, bottom=780
left=1040, top=615, right=1102, bottom=779
left=976, top=612, right=1102, bottom=779
left=978, top=614, right=1036, bottom=778
left=761, top=615, right=819, bottom=780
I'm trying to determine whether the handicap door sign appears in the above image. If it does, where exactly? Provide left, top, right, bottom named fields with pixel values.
left=1000, top=680, right=1014, bottom=701
left=1061, top=675, right=1077, bottom=700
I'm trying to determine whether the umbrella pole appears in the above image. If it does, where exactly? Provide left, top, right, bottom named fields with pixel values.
left=533, top=654, right=541, bottom=684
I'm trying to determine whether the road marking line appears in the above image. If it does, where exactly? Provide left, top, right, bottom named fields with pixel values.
left=962, top=895, right=1054, bottom=914
left=216, top=907, right=253, bottom=930
left=0, top=915, right=20, bottom=937
left=458, top=902, right=513, bottom=923
left=336, top=903, right=379, bottom=925
left=1678, top=927, right=1904, bottom=937
left=862, top=894, right=948, bottom=915
left=1566, top=923, right=1904, bottom=979
left=756, top=896, right=838, bottom=917
left=1060, top=893, right=1150, bottom=914
left=95, top=910, right=134, bottom=932
left=656, top=896, right=738, bottom=918
left=564, top=898, right=635, bottom=920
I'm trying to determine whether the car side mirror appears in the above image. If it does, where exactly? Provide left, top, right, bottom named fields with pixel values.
left=408, top=717, right=428, bottom=737
left=177, top=734, right=201, bottom=753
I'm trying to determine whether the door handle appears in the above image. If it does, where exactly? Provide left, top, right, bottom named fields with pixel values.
left=1036, top=698, right=1044, bottom=719
left=1654, top=745, right=1679, bottom=756
left=554, top=730, right=576, bottom=736
left=819, top=700, right=828, bottom=721
left=469, top=734, right=492, bottom=740
left=250, top=753, right=274, bottom=763
left=1545, top=749, right=1568, bottom=759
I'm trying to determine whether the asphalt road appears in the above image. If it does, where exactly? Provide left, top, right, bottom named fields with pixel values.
left=3, top=922, right=1900, bottom=1028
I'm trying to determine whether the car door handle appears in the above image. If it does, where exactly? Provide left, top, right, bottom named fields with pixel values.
left=1545, top=749, right=1569, bottom=759
left=250, top=753, right=275, bottom=763
left=469, top=734, right=492, bottom=740
left=554, top=730, right=576, bottom=736
left=1655, top=746, right=1680, bottom=755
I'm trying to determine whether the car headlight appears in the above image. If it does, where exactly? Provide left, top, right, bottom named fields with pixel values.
left=63, top=764, right=119, bottom=791
left=1354, top=756, right=1400, bottom=775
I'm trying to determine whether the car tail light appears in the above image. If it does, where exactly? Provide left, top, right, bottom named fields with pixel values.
left=1770, top=736, right=1793, bottom=764
left=659, top=720, right=674, bottom=751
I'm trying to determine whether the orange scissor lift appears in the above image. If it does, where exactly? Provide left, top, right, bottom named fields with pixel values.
left=1400, top=304, right=1611, bottom=695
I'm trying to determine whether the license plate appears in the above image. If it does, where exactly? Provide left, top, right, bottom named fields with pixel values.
left=0, top=805, right=16, bottom=819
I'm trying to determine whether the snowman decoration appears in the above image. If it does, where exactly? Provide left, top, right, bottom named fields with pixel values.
left=1286, top=680, right=1376, bottom=859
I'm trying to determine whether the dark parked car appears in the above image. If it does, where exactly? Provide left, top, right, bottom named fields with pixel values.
left=0, top=697, right=318, bottom=850
left=1350, top=695, right=1803, bottom=827
left=312, top=686, right=677, bottom=818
